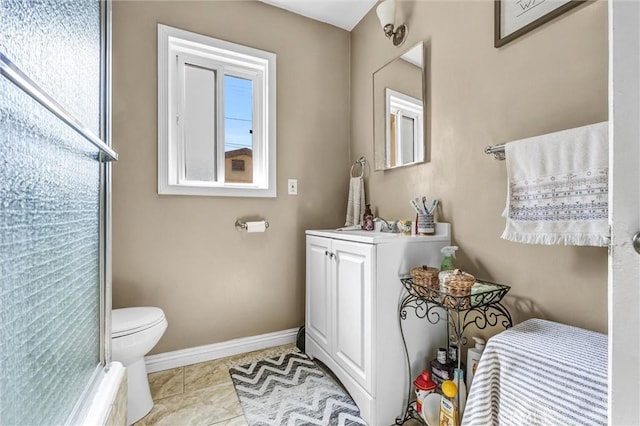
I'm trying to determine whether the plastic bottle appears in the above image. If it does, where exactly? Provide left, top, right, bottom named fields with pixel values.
left=454, top=368, right=467, bottom=416
left=439, top=246, right=459, bottom=286
left=430, top=347, right=451, bottom=384
left=440, top=246, right=459, bottom=271
left=466, top=337, right=486, bottom=390
left=439, top=380, right=459, bottom=426
left=362, top=204, right=374, bottom=231
left=413, top=371, right=437, bottom=416
left=447, top=344, right=466, bottom=380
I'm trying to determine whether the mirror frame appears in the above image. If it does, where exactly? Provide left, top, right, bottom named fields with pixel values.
left=372, top=41, right=427, bottom=171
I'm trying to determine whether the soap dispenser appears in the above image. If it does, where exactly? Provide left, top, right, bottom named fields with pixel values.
left=362, top=204, right=374, bottom=231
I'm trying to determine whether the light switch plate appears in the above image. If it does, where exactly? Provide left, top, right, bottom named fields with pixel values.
left=288, top=179, right=298, bottom=195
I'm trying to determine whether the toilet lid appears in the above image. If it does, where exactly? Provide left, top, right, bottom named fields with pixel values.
left=112, top=307, right=166, bottom=338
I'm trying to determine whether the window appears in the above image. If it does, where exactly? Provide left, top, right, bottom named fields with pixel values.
left=385, top=88, right=423, bottom=168
left=158, top=24, right=276, bottom=197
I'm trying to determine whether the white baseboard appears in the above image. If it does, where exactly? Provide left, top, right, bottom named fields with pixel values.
left=144, top=328, right=299, bottom=373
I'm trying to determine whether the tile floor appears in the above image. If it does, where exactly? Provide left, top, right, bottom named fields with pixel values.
left=135, top=344, right=299, bottom=426
left=135, top=343, right=421, bottom=426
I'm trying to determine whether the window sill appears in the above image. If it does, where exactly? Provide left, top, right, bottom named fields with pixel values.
left=158, top=182, right=276, bottom=198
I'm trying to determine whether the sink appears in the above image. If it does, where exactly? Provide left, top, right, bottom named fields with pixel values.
left=306, top=223, right=451, bottom=244
left=339, top=229, right=404, bottom=237
left=329, top=229, right=407, bottom=243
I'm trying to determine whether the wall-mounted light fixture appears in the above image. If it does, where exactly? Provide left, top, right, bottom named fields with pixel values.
left=376, top=0, right=407, bottom=47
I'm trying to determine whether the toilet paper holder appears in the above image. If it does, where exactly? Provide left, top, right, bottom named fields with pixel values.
left=235, top=219, right=270, bottom=232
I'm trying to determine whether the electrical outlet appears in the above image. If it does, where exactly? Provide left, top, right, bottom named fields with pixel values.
left=288, top=179, right=298, bottom=195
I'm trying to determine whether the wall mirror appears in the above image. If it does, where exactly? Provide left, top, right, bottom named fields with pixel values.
left=373, top=41, right=426, bottom=171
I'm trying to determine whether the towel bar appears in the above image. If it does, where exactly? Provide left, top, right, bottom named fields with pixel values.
left=484, top=144, right=505, bottom=160
left=0, top=53, right=118, bottom=162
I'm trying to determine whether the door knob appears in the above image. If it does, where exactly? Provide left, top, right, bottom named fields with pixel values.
left=633, top=232, right=640, bottom=255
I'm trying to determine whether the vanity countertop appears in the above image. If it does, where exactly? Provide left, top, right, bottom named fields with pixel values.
left=306, top=223, right=450, bottom=244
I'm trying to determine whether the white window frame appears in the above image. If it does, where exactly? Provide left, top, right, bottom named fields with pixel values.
left=385, top=88, right=423, bottom=168
left=158, top=24, right=276, bottom=197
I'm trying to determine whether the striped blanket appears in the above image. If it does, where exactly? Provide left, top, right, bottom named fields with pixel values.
left=462, top=319, right=607, bottom=426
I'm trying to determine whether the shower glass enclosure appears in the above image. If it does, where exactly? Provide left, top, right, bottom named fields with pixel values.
left=0, top=0, right=115, bottom=424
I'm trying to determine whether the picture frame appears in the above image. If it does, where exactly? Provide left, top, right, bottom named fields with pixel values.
left=494, top=0, right=588, bottom=48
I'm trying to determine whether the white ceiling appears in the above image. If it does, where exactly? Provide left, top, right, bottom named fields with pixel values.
left=259, top=0, right=378, bottom=31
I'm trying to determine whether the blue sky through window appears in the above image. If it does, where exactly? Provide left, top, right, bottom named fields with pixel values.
left=224, top=75, right=253, bottom=153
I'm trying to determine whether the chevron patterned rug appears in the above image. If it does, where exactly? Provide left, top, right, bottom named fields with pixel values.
left=229, top=350, right=367, bottom=426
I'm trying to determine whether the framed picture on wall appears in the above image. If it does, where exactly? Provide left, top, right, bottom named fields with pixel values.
left=494, top=0, right=588, bottom=47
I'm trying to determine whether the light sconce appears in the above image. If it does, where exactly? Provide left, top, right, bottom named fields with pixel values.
left=376, top=0, right=407, bottom=47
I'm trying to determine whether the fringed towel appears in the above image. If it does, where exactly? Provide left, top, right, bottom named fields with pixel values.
left=502, top=122, right=609, bottom=247
left=345, top=176, right=366, bottom=226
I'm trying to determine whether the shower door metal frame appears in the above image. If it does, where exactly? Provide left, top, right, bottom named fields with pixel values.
left=67, top=0, right=117, bottom=422
left=99, top=0, right=114, bottom=374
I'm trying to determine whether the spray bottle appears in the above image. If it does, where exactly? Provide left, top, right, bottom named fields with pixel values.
left=440, top=246, right=458, bottom=271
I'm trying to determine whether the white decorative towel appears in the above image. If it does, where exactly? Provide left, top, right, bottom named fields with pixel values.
left=502, top=122, right=609, bottom=246
left=345, top=176, right=366, bottom=226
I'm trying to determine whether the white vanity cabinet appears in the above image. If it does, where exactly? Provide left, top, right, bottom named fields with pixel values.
left=305, top=225, right=451, bottom=425
left=307, top=236, right=374, bottom=392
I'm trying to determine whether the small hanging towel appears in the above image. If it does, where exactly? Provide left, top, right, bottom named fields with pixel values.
left=502, top=121, right=609, bottom=247
left=345, top=161, right=366, bottom=226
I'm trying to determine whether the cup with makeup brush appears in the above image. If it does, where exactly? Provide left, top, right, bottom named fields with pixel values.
left=410, top=197, right=437, bottom=235
left=417, top=213, right=435, bottom=235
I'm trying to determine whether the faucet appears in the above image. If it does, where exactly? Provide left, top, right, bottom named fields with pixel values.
left=374, top=217, right=399, bottom=233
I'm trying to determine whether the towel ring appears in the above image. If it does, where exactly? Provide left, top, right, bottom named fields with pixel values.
left=350, top=157, right=366, bottom=178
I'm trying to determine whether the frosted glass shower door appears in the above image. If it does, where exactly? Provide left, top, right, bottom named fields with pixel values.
left=0, top=0, right=112, bottom=424
left=0, top=76, right=102, bottom=426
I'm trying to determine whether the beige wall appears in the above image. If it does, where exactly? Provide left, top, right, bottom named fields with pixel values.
left=113, top=0, right=608, bottom=355
left=112, top=1, right=351, bottom=353
left=351, top=1, right=608, bottom=333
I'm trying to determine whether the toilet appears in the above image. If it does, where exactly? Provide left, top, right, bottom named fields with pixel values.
left=112, top=307, right=168, bottom=425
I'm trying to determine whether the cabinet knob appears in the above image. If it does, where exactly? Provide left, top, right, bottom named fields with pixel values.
left=325, top=250, right=330, bottom=256
left=330, top=252, right=336, bottom=259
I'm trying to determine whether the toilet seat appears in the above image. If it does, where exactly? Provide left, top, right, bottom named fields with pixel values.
left=112, top=307, right=166, bottom=338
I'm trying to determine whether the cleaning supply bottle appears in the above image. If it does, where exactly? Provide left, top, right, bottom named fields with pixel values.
left=362, top=204, right=374, bottom=231
left=439, top=246, right=459, bottom=286
left=439, top=380, right=459, bottom=426
left=466, top=337, right=486, bottom=390
left=453, top=368, right=467, bottom=416
left=440, top=246, right=459, bottom=271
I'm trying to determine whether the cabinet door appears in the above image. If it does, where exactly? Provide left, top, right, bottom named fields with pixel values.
left=332, top=240, right=374, bottom=391
left=306, top=236, right=332, bottom=351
